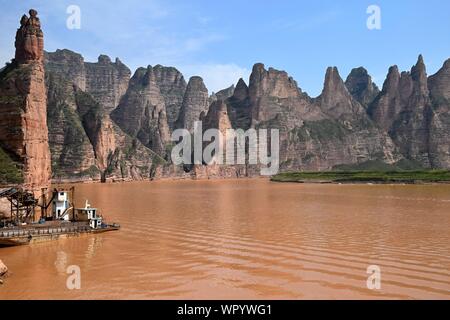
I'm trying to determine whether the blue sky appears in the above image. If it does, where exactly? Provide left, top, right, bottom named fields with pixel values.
left=1, top=0, right=449, bottom=96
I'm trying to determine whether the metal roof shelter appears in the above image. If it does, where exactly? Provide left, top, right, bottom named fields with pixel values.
left=0, top=188, right=38, bottom=225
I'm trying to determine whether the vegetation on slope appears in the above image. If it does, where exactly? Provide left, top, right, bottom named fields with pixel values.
left=0, top=147, right=23, bottom=185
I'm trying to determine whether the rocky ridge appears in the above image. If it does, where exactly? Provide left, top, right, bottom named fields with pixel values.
left=1, top=11, right=449, bottom=184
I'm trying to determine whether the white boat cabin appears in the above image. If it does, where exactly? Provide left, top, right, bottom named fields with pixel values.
left=75, top=200, right=103, bottom=229
left=52, top=191, right=70, bottom=221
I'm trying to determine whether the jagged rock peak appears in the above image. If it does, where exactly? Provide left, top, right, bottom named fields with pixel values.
left=176, top=76, right=209, bottom=131
left=212, top=85, right=235, bottom=102
left=98, top=54, right=112, bottom=64
left=45, top=49, right=84, bottom=62
left=345, top=67, right=376, bottom=89
left=252, top=63, right=265, bottom=74
left=346, top=66, right=370, bottom=81
left=0, top=9, right=51, bottom=190
left=15, top=9, right=44, bottom=64
left=188, top=76, right=207, bottom=88
left=236, top=78, right=248, bottom=89
left=345, top=67, right=380, bottom=107
left=250, top=63, right=293, bottom=82
left=233, top=78, right=249, bottom=100
left=443, top=58, right=450, bottom=69
left=249, top=63, right=301, bottom=99
left=429, top=57, right=450, bottom=100
left=382, top=65, right=401, bottom=90
left=411, top=54, right=428, bottom=93
left=322, top=67, right=349, bottom=98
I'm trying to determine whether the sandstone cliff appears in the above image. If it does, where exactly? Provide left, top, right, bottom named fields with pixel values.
left=3, top=18, right=450, bottom=184
left=345, top=67, right=379, bottom=108
left=175, top=76, right=210, bottom=132
left=45, top=51, right=162, bottom=182
left=368, top=55, right=435, bottom=168
left=111, top=66, right=171, bottom=157
left=0, top=10, right=51, bottom=191
left=428, top=59, right=450, bottom=168
left=220, top=63, right=400, bottom=172
left=151, top=65, right=187, bottom=131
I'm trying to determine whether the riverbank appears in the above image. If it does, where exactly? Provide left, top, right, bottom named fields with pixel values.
left=0, top=259, right=8, bottom=284
left=271, top=170, right=450, bottom=184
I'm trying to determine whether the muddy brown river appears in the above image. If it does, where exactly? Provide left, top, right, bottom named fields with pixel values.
left=0, top=179, right=449, bottom=299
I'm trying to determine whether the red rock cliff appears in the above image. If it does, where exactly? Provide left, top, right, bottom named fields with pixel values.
left=0, top=9, right=51, bottom=191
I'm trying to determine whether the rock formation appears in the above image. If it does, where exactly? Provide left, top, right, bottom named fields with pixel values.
left=14, top=9, right=44, bottom=64
left=175, top=76, right=209, bottom=132
left=368, top=55, right=434, bottom=167
left=226, top=78, right=252, bottom=130
left=45, top=51, right=164, bottom=182
left=345, top=67, right=379, bottom=108
left=0, top=259, right=7, bottom=283
left=0, top=9, right=51, bottom=191
left=111, top=66, right=171, bottom=157
left=210, top=85, right=235, bottom=104
left=3, top=16, right=450, bottom=184
left=150, top=65, right=187, bottom=131
left=219, top=63, right=400, bottom=172
left=427, top=59, right=450, bottom=168
left=85, top=55, right=131, bottom=113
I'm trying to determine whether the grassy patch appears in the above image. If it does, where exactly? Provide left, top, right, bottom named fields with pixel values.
left=295, top=119, right=349, bottom=142
left=271, top=170, right=450, bottom=184
left=332, top=159, right=424, bottom=172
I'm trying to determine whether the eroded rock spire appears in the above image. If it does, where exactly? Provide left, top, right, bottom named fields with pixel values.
left=15, top=9, right=44, bottom=63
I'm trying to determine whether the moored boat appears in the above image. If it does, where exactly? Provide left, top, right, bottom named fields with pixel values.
left=0, top=188, right=120, bottom=247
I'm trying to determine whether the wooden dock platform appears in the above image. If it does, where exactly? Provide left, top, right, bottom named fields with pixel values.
left=0, top=221, right=120, bottom=246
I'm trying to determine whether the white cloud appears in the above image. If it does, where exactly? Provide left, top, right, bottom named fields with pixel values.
left=180, top=63, right=250, bottom=93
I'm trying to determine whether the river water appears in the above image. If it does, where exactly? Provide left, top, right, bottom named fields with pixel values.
left=0, top=179, right=449, bottom=299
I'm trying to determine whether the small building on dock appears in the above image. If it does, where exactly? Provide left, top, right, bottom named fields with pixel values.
left=52, top=191, right=70, bottom=221
left=74, top=201, right=103, bottom=229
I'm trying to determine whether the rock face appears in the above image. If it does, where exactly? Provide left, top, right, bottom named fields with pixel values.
left=85, top=56, right=131, bottom=113
left=218, top=63, right=400, bottom=172
left=4, top=21, right=450, bottom=184
left=428, top=59, right=450, bottom=168
left=0, top=10, right=51, bottom=191
left=210, top=85, right=235, bottom=104
left=226, top=78, right=252, bottom=130
left=345, top=67, right=379, bottom=107
left=368, top=55, right=435, bottom=167
left=45, top=51, right=161, bottom=182
left=151, top=65, right=186, bottom=131
left=0, top=259, right=7, bottom=279
left=42, top=52, right=450, bottom=175
left=111, top=66, right=171, bottom=157
left=175, top=76, right=209, bottom=132
left=195, top=99, right=246, bottom=178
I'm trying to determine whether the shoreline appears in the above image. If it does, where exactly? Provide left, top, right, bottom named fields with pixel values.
left=270, top=170, right=450, bottom=185
left=4, top=171, right=450, bottom=188
left=270, top=179, right=450, bottom=185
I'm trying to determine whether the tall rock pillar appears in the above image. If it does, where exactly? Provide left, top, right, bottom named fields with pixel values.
left=0, top=9, right=51, bottom=192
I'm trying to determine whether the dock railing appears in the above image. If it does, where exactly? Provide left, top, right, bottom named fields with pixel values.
left=0, top=222, right=92, bottom=238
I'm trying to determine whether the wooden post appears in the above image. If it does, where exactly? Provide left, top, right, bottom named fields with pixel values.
left=71, top=187, right=75, bottom=222
left=10, top=197, right=12, bottom=225
left=42, top=188, right=47, bottom=220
